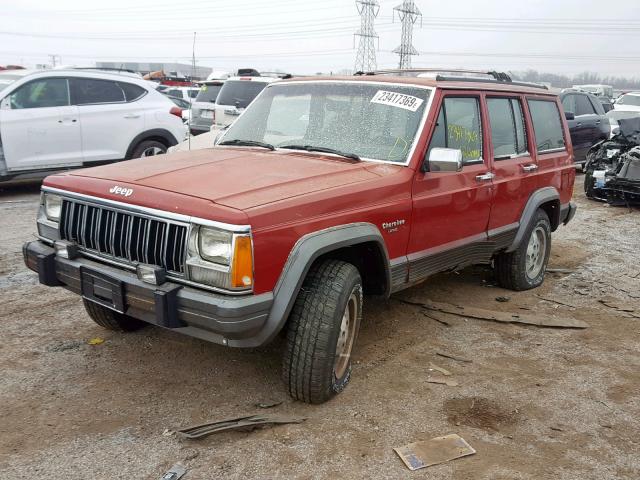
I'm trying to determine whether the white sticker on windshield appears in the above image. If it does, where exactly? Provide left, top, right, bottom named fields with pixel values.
left=370, top=90, right=424, bottom=112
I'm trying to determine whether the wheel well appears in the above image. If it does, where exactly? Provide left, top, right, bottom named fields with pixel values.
left=539, top=199, right=561, bottom=231
left=314, top=241, right=388, bottom=296
left=125, top=129, right=178, bottom=159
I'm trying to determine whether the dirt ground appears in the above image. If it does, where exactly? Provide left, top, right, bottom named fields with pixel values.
left=1, top=176, right=638, bottom=479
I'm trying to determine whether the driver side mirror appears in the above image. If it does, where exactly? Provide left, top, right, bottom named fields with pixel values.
left=565, top=111, right=575, bottom=120
left=424, top=148, right=463, bottom=173
left=0, top=96, right=10, bottom=110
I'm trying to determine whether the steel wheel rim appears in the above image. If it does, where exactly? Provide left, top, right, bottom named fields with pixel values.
left=526, top=226, right=547, bottom=279
left=334, top=292, right=358, bottom=379
left=141, top=146, right=164, bottom=157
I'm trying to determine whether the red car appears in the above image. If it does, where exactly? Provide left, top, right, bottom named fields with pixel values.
left=24, top=70, right=576, bottom=403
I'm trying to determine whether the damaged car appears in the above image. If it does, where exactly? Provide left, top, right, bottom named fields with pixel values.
left=584, top=116, right=640, bottom=206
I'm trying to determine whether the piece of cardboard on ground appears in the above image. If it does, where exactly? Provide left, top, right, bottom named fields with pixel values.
left=423, top=300, right=589, bottom=329
left=394, top=434, right=476, bottom=471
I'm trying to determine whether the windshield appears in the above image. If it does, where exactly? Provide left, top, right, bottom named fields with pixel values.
left=220, top=82, right=431, bottom=163
left=195, top=84, right=222, bottom=103
left=617, top=94, right=640, bottom=107
left=215, top=80, right=268, bottom=108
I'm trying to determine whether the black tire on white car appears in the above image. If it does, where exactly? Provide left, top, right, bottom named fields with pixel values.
left=131, top=140, right=167, bottom=159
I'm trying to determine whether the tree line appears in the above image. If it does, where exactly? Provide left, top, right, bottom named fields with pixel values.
left=511, top=70, right=640, bottom=90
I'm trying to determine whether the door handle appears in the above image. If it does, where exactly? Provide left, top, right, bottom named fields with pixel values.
left=576, top=122, right=582, bottom=127
left=124, top=114, right=141, bottom=119
left=57, top=119, right=77, bottom=123
left=522, top=164, right=539, bottom=173
left=475, top=172, right=495, bottom=182
left=595, top=120, right=601, bottom=125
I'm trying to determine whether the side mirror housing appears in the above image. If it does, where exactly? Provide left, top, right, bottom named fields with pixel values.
left=424, top=148, right=463, bottom=173
left=0, top=96, right=11, bottom=110
left=565, top=111, right=575, bottom=120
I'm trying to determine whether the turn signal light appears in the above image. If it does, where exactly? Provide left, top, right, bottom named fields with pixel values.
left=231, top=236, right=253, bottom=288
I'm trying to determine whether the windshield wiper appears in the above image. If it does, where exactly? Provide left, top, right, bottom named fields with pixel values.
left=279, top=144, right=360, bottom=161
left=218, top=139, right=275, bottom=150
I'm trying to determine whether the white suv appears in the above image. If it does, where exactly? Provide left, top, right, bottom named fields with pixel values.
left=0, top=69, right=187, bottom=181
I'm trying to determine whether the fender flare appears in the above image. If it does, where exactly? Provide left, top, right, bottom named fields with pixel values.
left=249, top=223, right=390, bottom=346
left=506, top=187, right=560, bottom=253
left=125, top=129, right=179, bottom=159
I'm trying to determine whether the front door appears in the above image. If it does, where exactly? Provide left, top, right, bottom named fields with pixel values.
left=409, top=92, right=493, bottom=283
left=0, top=78, right=82, bottom=171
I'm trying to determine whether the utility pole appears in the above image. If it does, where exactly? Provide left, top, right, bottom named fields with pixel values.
left=353, top=0, right=380, bottom=73
left=48, top=54, right=60, bottom=68
left=393, top=1, right=422, bottom=70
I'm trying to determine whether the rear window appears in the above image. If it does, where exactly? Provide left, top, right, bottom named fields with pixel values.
left=487, top=98, right=528, bottom=159
left=195, top=84, right=222, bottom=103
left=527, top=100, right=565, bottom=153
left=71, top=78, right=125, bottom=105
left=117, top=82, right=146, bottom=102
left=216, top=80, right=268, bottom=108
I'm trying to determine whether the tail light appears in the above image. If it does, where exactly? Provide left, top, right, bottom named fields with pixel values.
left=169, top=106, right=183, bottom=118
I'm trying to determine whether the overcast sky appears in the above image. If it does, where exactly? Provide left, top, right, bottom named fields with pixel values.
left=2, top=0, right=639, bottom=78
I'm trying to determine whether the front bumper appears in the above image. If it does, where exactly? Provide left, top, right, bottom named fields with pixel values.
left=23, top=241, right=274, bottom=347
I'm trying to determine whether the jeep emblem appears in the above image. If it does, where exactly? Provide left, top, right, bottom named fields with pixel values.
left=109, top=186, right=133, bottom=197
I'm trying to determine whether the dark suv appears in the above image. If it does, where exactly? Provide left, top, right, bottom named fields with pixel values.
left=560, top=90, right=609, bottom=166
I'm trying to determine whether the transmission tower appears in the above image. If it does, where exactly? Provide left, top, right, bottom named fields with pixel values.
left=393, top=1, right=422, bottom=70
left=353, top=0, right=380, bottom=73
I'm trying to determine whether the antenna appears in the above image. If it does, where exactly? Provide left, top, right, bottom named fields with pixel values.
left=353, top=0, right=380, bottom=73
left=188, top=31, right=196, bottom=151
left=393, top=1, right=422, bottom=70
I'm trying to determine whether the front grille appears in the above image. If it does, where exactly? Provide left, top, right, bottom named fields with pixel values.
left=59, top=199, right=188, bottom=274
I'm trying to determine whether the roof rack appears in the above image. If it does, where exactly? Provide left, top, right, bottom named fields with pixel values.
left=354, top=68, right=548, bottom=90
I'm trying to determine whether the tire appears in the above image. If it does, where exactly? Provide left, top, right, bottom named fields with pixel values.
left=495, top=209, right=551, bottom=291
left=282, top=260, right=363, bottom=404
left=83, top=299, right=146, bottom=332
left=130, top=140, right=167, bottom=159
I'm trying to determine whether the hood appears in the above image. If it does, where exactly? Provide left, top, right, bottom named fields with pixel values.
left=55, top=147, right=389, bottom=210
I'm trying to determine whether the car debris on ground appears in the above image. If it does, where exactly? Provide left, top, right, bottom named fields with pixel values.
left=584, top=117, right=640, bottom=206
left=159, top=464, right=187, bottom=480
left=405, top=299, right=589, bottom=329
left=176, top=414, right=306, bottom=440
left=394, top=434, right=476, bottom=471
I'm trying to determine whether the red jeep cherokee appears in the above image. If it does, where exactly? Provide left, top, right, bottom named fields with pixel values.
left=24, top=70, right=576, bottom=403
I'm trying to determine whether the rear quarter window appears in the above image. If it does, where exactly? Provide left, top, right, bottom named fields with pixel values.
left=527, top=99, right=566, bottom=153
left=117, top=82, right=146, bottom=102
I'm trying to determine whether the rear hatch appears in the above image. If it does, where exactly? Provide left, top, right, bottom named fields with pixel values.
left=213, top=79, right=268, bottom=127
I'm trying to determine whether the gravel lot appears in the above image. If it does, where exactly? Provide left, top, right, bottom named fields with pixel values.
left=1, top=177, right=638, bottom=479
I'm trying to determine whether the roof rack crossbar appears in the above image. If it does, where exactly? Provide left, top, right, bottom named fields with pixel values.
left=434, top=75, right=548, bottom=90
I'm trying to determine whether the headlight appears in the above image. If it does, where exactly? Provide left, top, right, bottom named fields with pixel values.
left=198, top=227, right=232, bottom=265
left=187, top=225, right=253, bottom=291
left=44, top=194, right=63, bottom=222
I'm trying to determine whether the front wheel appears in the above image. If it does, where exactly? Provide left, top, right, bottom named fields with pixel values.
left=495, top=209, right=551, bottom=291
left=282, top=260, right=363, bottom=404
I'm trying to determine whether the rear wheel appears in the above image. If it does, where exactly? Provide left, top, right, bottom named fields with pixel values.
left=83, top=299, right=146, bottom=332
left=495, top=209, right=551, bottom=291
left=282, top=260, right=363, bottom=404
left=131, top=140, right=167, bottom=159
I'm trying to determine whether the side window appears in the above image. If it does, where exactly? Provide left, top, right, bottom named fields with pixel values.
left=9, top=78, right=69, bottom=109
left=588, top=96, right=605, bottom=115
left=71, top=79, right=125, bottom=105
left=427, top=97, right=483, bottom=164
left=561, top=94, right=576, bottom=115
left=117, top=82, right=146, bottom=102
left=165, top=89, right=182, bottom=99
left=487, top=98, right=528, bottom=159
left=527, top=100, right=566, bottom=153
left=575, top=94, right=595, bottom=116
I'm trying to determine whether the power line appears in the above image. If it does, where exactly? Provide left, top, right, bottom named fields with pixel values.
left=354, top=0, right=380, bottom=73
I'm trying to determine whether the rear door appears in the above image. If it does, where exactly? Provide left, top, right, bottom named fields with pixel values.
left=0, top=77, right=82, bottom=171
left=485, top=95, right=538, bottom=234
left=409, top=92, right=493, bottom=281
left=70, top=78, right=146, bottom=162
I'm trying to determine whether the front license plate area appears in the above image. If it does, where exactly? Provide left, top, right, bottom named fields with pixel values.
left=80, top=267, right=126, bottom=313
